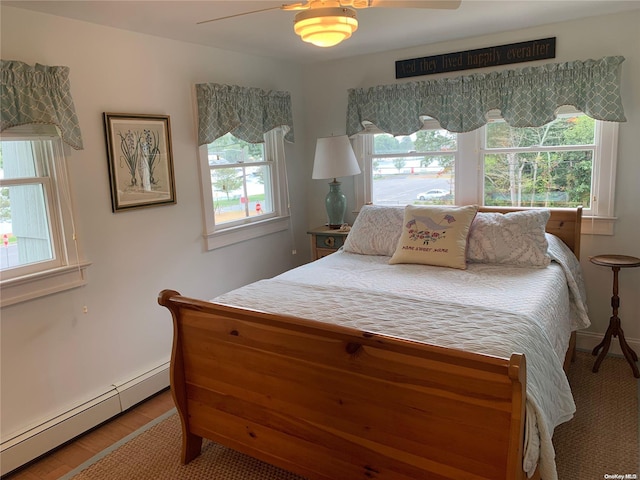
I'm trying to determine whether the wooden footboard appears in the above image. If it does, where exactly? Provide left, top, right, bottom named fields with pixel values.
left=159, top=290, right=527, bottom=480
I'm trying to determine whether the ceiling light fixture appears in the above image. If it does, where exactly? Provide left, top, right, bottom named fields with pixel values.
left=294, top=7, right=358, bottom=48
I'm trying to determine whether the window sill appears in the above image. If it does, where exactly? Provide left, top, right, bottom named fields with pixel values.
left=0, top=261, right=91, bottom=307
left=205, top=216, right=290, bottom=251
left=581, top=216, right=617, bottom=236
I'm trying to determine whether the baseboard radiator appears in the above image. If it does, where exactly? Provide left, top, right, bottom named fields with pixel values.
left=0, top=363, right=169, bottom=476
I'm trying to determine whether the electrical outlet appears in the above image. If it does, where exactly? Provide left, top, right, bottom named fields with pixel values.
left=82, top=306, right=88, bottom=314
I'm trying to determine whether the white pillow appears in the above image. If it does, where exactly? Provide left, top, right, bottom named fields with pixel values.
left=343, top=205, right=405, bottom=256
left=467, top=209, right=551, bottom=267
left=389, top=204, right=478, bottom=269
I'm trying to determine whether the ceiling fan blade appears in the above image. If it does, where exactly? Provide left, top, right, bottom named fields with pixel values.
left=197, top=5, right=284, bottom=25
left=281, top=2, right=313, bottom=11
left=368, top=0, right=461, bottom=9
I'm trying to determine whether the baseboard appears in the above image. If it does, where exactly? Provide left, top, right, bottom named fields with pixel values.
left=114, top=362, right=170, bottom=411
left=576, top=330, right=640, bottom=357
left=0, top=363, right=169, bottom=476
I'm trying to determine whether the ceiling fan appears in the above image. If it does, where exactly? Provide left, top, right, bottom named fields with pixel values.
left=198, top=0, right=462, bottom=48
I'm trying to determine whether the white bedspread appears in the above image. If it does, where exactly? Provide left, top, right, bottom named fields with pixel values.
left=214, top=244, right=589, bottom=480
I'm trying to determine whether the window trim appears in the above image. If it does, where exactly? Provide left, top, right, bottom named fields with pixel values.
left=0, top=126, right=89, bottom=307
left=1, top=262, right=90, bottom=307
left=198, top=128, right=290, bottom=250
left=354, top=115, right=618, bottom=235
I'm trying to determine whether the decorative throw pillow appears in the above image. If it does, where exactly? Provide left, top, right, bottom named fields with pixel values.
left=343, top=205, right=405, bottom=256
left=466, top=209, right=551, bottom=267
left=389, top=205, right=478, bottom=269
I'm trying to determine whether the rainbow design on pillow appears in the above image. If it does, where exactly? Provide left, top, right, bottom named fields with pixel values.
left=390, top=205, right=478, bottom=269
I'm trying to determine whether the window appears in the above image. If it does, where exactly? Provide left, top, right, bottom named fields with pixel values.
left=198, top=128, right=290, bottom=250
left=0, top=125, right=88, bottom=306
left=208, top=133, right=273, bottom=225
left=358, top=120, right=457, bottom=207
left=354, top=110, right=618, bottom=234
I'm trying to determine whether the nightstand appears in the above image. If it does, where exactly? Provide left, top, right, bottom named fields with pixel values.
left=307, top=226, right=349, bottom=261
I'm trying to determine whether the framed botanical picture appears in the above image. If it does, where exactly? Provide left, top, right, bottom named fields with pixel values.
left=103, top=113, right=176, bottom=212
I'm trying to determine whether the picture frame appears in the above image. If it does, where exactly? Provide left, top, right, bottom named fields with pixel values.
left=103, top=113, right=176, bottom=212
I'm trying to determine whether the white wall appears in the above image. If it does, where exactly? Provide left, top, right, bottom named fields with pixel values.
left=0, top=5, right=310, bottom=453
left=301, top=11, right=640, bottom=349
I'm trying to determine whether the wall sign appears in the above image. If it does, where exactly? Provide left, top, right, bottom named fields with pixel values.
left=396, top=37, right=556, bottom=79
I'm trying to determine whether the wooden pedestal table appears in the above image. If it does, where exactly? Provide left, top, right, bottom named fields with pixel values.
left=589, top=254, right=640, bottom=378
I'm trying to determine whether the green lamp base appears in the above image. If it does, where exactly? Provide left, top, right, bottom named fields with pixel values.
left=325, top=179, right=346, bottom=229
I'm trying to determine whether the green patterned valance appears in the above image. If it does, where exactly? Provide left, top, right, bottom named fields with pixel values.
left=1, top=60, right=84, bottom=150
left=347, top=56, right=626, bottom=136
left=196, top=83, right=294, bottom=145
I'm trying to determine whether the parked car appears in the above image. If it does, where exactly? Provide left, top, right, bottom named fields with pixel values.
left=416, top=189, right=449, bottom=200
left=208, top=155, right=228, bottom=166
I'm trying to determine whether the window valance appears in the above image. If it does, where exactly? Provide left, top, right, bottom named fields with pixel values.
left=346, top=56, right=626, bottom=136
left=196, top=83, right=294, bottom=145
left=0, top=60, right=84, bottom=150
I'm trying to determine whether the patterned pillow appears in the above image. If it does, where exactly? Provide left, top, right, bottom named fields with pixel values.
left=389, top=205, right=478, bottom=269
left=343, top=205, right=405, bottom=256
left=466, top=210, right=551, bottom=267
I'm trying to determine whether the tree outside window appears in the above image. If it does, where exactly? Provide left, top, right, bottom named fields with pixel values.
left=483, top=114, right=595, bottom=208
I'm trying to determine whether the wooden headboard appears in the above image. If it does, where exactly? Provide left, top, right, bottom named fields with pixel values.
left=478, top=206, right=583, bottom=259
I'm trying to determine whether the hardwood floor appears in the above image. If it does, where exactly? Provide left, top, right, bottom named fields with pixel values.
left=4, top=389, right=175, bottom=480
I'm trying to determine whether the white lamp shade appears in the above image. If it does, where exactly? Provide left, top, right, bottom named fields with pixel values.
left=312, top=135, right=361, bottom=180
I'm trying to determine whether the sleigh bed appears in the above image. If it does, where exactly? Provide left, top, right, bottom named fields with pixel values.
left=158, top=205, right=587, bottom=480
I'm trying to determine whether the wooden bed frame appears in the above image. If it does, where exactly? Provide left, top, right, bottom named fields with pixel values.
left=158, top=206, right=582, bottom=480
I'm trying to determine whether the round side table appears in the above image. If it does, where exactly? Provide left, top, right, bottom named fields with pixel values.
left=589, top=254, right=640, bottom=378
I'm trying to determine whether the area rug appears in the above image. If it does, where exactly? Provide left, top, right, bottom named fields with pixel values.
left=553, top=351, right=639, bottom=479
left=62, top=351, right=639, bottom=480
left=60, top=409, right=304, bottom=480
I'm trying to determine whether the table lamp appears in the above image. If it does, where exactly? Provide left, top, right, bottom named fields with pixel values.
left=312, top=135, right=361, bottom=229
